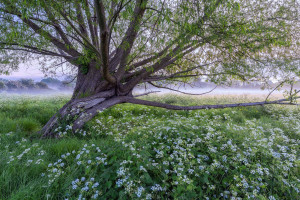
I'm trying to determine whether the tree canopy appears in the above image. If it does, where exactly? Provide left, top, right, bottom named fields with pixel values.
left=1, top=0, right=299, bottom=83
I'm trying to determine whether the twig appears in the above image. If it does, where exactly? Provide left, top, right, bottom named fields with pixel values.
left=149, top=82, right=218, bottom=96
left=133, top=91, right=161, bottom=97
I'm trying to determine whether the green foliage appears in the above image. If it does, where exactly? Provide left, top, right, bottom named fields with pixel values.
left=0, top=94, right=299, bottom=199
left=0, top=0, right=298, bottom=87
left=79, top=65, right=89, bottom=75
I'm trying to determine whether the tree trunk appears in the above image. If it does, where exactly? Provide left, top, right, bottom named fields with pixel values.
left=73, top=62, right=110, bottom=99
left=40, top=90, right=123, bottom=138
left=40, top=63, right=125, bottom=138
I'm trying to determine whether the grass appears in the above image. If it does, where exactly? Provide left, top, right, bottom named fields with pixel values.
left=0, top=94, right=299, bottom=200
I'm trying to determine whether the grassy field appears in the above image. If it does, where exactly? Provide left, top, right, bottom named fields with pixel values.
left=0, top=94, right=299, bottom=200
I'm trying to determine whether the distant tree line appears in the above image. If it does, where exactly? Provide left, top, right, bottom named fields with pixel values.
left=0, top=77, right=74, bottom=92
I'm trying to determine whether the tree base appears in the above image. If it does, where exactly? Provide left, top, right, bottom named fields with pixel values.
left=40, top=90, right=125, bottom=138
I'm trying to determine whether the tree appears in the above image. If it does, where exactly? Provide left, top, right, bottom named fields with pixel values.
left=36, top=81, right=49, bottom=89
left=0, top=0, right=299, bottom=137
left=20, top=78, right=37, bottom=89
left=0, top=81, right=7, bottom=90
left=41, top=77, right=62, bottom=86
left=6, top=80, right=25, bottom=90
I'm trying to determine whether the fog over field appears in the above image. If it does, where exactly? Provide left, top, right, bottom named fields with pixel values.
left=0, top=71, right=297, bottom=98
left=0, top=85, right=284, bottom=97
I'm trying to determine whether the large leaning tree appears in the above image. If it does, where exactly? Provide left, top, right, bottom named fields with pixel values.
left=0, top=0, right=299, bottom=137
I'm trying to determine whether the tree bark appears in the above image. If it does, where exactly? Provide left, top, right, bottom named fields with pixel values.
left=72, top=62, right=109, bottom=99
left=40, top=61, right=118, bottom=138
left=40, top=88, right=118, bottom=138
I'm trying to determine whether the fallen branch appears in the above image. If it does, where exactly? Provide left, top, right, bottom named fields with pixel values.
left=125, top=96, right=300, bottom=111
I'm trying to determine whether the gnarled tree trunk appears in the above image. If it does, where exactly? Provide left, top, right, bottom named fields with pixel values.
left=40, top=63, right=131, bottom=138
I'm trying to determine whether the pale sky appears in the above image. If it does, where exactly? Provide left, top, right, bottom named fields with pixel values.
left=0, top=59, right=71, bottom=81
left=0, top=64, right=44, bottom=81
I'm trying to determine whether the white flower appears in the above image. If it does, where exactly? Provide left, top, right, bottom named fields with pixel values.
left=269, top=196, right=276, bottom=200
left=135, top=186, right=145, bottom=197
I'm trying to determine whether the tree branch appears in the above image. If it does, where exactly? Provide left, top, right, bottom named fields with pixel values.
left=0, top=42, right=71, bottom=58
left=94, top=0, right=116, bottom=84
left=126, top=96, right=300, bottom=111
left=115, top=0, right=148, bottom=81
left=133, top=91, right=161, bottom=97
left=1, top=1, right=81, bottom=58
left=149, top=82, right=218, bottom=96
left=84, top=0, right=98, bottom=48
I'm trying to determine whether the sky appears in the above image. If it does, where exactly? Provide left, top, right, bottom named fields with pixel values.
left=0, top=65, right=43, bottom=81
left=0, top=62, right=67, bottom=81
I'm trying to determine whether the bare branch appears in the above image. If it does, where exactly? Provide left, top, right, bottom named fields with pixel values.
left=0, top=42, right=70, bottom=58
left=265, top=80, right=287, bottom=101
left=133, top=91, right=161, bottom=97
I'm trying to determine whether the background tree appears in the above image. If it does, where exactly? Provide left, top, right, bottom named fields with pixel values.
left=0, top=80, right=6, bottom=90
left=0, top=0, right=299, bottom=137
left=36, top=81, right=49, bottom=89
left=20, top=78, right=36, bottom=89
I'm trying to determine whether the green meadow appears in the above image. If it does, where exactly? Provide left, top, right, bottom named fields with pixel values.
left=0, top=94, right=299, bottom=200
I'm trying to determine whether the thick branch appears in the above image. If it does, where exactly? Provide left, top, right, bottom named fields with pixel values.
left=115, top=0, right=148, bottom=81
left=75, top=2, right=89, bottom=37
left=94, top=0, right=116, bottom=84
left=122, top=43, right=200, bottom=93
